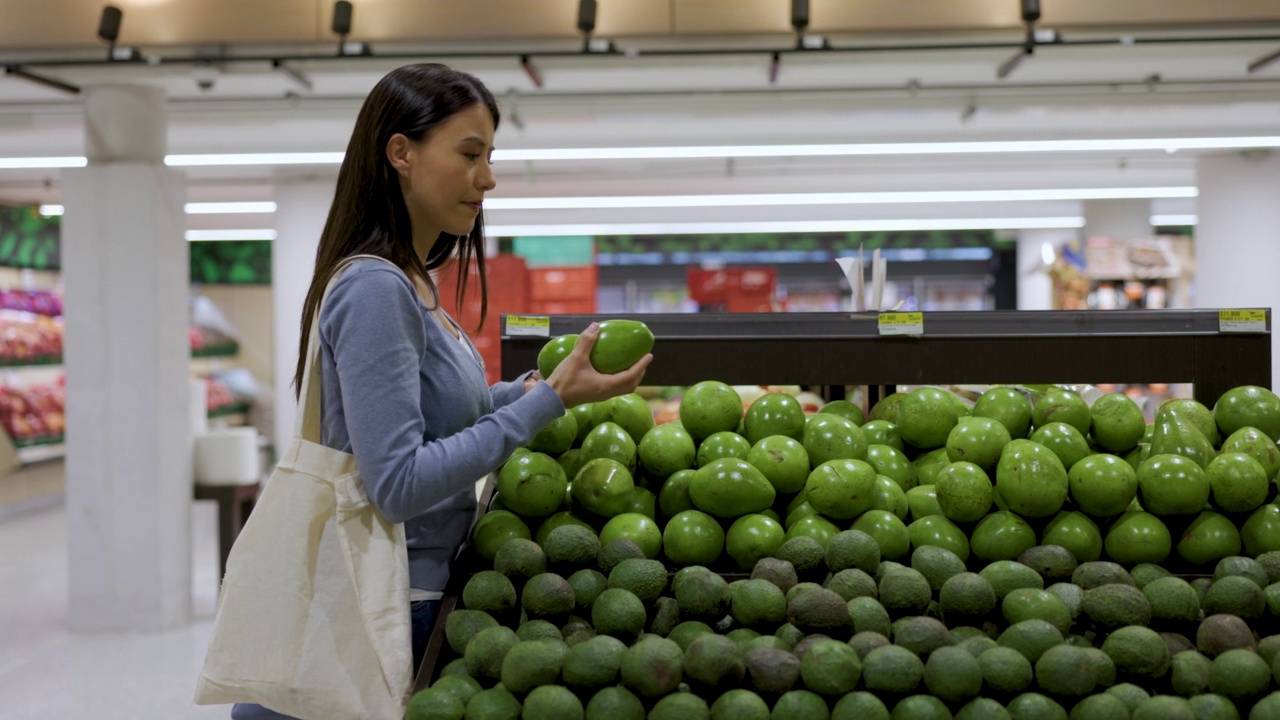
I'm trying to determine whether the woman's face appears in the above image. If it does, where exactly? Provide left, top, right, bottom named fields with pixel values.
left=389, top=102, right=498, bottom=239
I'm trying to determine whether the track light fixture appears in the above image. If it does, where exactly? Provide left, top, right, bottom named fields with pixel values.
left=331, top=1, right=370, bottom=56
left=98, top=5, right=121, bottom=58
left=96, top=5, right=139, bottom=62
left=790, top=0, right=826, bottom=49
left=996, top=0, right=1060, bottom=80
left=577, top=0, right=596, bottom=36
left=575, top=0, right=615, bottom=53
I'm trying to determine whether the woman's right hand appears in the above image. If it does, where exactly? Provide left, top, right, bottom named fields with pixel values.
left=544, top=322, right=652, bottom=408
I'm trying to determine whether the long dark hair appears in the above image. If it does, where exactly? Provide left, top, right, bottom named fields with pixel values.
left=294, top=63, right=500, bottom=399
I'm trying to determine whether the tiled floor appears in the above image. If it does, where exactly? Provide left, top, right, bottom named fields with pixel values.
left=0, top=493, right=231, bottom=719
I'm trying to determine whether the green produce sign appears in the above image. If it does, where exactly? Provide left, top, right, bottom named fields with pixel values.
left=0, top=206, right=60, bottom=270
left=189, top=240, right=272, bottom=285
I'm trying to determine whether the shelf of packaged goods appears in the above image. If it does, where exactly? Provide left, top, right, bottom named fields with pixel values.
left=498, top=309, right=1271, bottom=409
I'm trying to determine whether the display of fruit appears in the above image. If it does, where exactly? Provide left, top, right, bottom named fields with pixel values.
left=0, top=311, right=62, bottom=364
left=406, top=377, right=1280, bottom=720
left=204, top=377, right=236, bottom=413
left=0, top=376, right=65, bottom=443
left=0, top=289, right=61, bottom=317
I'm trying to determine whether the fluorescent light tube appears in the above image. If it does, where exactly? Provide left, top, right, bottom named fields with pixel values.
left=491, top=136, right=1280, bottom=162
left=184, top=201, right=278, bottom=214
left=41, top=202, right=276, bottom=216
left=165, top=152, right=345, bottom=167
left=184, top=229, right=278, bottom=241
left=485, top=187, right=1195, bottom=210
left=4, top=136, right=1280, bottom=169
left=485, top=217, right=1086, bottom=237
left=0, top=157, right=86, bottom=170
left=1150, top=214, right=1198, bottom=225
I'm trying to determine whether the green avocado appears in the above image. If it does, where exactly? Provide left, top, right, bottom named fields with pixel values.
left=589, top=320, right=653, bottom=374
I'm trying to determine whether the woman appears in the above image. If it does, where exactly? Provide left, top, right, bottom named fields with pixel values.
left=230, top=63, right=650, bottom=719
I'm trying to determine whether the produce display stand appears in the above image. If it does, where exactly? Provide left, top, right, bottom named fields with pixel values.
left=499, top=309, right=1272, bottom=407
left=413, top=475, right=499, bottom=693
left=412, top=308, right=1272, bottom=692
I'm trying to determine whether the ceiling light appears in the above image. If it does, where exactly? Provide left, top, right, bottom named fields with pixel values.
left=484, top=187, right=1195, bottom=210
left=40, top=201, right=276, bottom=216
left=493, top=136, right=1280, bottom=161
left=484, top=216, right=1085, bottom=237
left=0, top=157, right=86, bottom=169
left=185, top=229, right=278, bottom=241
left=1150, top=214, right=1198, bottom=225
left=184, top=201, right=277, bottom=214
left=164, top=152, right=344, bottom=166
left=3, top=136, right=1280, bottom=171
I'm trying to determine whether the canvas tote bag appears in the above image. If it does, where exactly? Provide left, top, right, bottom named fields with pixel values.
left=196, top=255, right=412, bottom=719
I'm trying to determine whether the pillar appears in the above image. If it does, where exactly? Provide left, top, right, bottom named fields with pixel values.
left=1195, top=152, right=1280, bottom=386
left=61, top=85, right=191, bottom=631
left=1082, top=199, right=1151, bottom=238
left=1015, top=229, right=1075, bottom=310
left=272, top=180, right=333, bottom=455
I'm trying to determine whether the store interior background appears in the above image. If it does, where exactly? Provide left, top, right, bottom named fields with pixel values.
left=2, top=0, right=1280, bottom=714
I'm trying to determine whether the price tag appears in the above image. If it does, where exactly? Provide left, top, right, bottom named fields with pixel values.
left=1219, top=309, right=1267, bottom=333
left=878, top=312, right=924, bottom=336
left=505, top=315, right=551, bottom=337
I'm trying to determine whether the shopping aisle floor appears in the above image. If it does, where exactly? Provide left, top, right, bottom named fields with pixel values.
left=0, top=498, right=231, bottom=719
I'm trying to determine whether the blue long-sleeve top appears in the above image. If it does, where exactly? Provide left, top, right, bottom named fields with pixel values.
left=318, top=258, right=564, bottom=591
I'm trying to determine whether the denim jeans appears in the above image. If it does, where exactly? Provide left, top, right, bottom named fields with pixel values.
left=230, top=598, right=442, bottom=719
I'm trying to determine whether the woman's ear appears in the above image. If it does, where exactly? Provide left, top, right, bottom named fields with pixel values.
left=386, top=133, right=412, bottom=178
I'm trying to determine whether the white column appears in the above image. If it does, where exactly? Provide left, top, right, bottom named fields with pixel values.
left=272, top=180, right=333, bottom=455
left=1082, top=199, right=1151, bottom=238
left=1196, top=152, right=1280, bottom=386
left=1015, top=229, right=1074, bottom=310
left=61, top=85, right=191, bottom=632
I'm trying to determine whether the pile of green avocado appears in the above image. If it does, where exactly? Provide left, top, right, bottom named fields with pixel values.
left=410, top=530, right=1280, bottom=720
left=409, top=362, right=1280, bottom=720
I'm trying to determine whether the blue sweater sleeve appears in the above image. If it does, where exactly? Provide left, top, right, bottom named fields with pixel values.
left=321, top=267, right=565, bottom=524
left=490, top=373, right=534, bottom=410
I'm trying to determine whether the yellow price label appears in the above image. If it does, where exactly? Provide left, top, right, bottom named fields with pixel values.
left=878, top=312, right=924, bottom=335
left=1219, top=309, right=1267, bottom=333
left=506, top=315, right=551, bottom=337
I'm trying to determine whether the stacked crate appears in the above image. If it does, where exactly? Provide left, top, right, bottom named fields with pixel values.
left=527, top=266, right=597, bottom=316
left=435, top=254, right=530, bottom=386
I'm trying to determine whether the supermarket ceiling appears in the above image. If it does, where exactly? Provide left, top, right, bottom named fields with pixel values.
left=0, top=0, right=1278, bottom=228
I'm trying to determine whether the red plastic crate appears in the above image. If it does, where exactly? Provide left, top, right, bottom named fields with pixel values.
left=529, top=298, right=596, bottom=315
left=528, top=267, right=597, bottom=302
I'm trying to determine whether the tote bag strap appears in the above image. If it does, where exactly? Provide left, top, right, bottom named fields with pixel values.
left=294, top=254, right=405, bottom=444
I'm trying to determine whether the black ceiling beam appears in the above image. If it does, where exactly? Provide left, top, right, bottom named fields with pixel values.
left=2, top=31, right=1280, bottom=70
